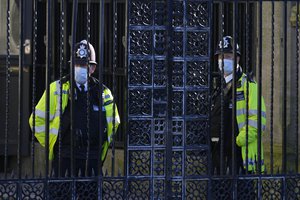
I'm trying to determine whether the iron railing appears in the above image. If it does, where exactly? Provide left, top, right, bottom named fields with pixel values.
left=0, top=0, right=299, bottom=199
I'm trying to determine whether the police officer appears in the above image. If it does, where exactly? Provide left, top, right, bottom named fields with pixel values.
left=29, top=40, right=120, bottom=177
left=211, top=36, right=266, bottom=175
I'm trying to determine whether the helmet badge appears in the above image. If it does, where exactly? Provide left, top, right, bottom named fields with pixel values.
left=76, top=44, right=88, bottom=58
left=219, top=37, right=230, bottom=49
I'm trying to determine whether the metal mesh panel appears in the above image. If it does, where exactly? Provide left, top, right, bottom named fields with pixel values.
left=128, top=0, right=211, bottom=198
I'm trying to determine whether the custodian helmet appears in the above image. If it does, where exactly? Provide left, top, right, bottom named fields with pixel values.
left=215, top=36, right=241, bottom=56
left=73, top=39, right=97, bottom=65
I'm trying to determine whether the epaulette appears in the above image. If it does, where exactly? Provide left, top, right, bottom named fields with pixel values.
left=60, top=75, right=70, bottom=84
left=245, top=73, right=256, bottom=83
left=90, top=76, right=108, bottom=90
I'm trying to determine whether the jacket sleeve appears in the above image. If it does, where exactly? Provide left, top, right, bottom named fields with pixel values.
left=236, top=81, right=266, bottom=147
left=28, top=82, right=57, bottom=147
left=103, top=88, right=120, bottom=143
left=101, top=87, right=120, bottom=161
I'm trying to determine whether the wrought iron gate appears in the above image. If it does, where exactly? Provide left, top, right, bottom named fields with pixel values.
left=1, top=0, right=300, bottom=199
left=127, top=0, right=211, bottom=199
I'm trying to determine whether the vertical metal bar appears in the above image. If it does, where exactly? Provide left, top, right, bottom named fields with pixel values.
left=232, top=1, right=238, bottom=199
left=4, top=0, right=11, bottom=179
left=245, top=0, right=249, bottom=174
left=98, top=0, right=105, bottom=198
left=18, top=0, right=24, bottom=181
left=270, top=0, right=275, bottom=175
left=282, top=0, right=287, bottom=175
left=31, top=0, right=38, bottom=178
left=70, top=0, right=78, bottom=179
left=111, top=0, right=118, bottom=177
left=258, top=0, right=263, bottom=199
left=124, top=0, right=129, bottom=196
left=166, top=0, right=173, bottom=198
left=258, top=0, right=263, bottom=175
left=219, top=1, right=225, bottom=176
left=58, top=0, right=65, bottom=178
left=208, top=0, right=213, bottom=199
left=45, top=0, right=53, bottom=197
left=85, top=0, right=91, bottom=177
left=232, top=0, right=238, bottom=178
left=296, top=0, right=300, bottom=174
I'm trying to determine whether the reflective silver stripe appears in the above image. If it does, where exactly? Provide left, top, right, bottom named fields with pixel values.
left=35, top=125, right=45, bottom=133
left=34, top=126, right=59, bottom=135
left=35, top=109, right=55, bottom=119
left=249, top=110, right=266, bottom=118
left=243, top=159, right=264, bottom=166
left=211, top=137, right=219, bottom=142
left=236, top=109, right=245, bottom=116
left=238, top=120, right=266, bottom=131
left=104, top=94, right=111, bottom=99
left=49, top=128, right=59, bottom=135
left=237, top=109, right=266, bottom=119
left=106, top=116, right=120, bottom=124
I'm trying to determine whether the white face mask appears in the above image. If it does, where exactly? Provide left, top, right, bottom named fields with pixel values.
left=75, top=67, right=88, bottom=84
left=218, top=59, right=234, bottom=75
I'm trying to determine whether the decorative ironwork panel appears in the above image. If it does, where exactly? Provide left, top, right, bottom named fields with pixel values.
left=48, top=181, right=72, bottom=200
left=22, top=182, right=44, bottom=199
left=171, top=180, right=182, bottom=199
left=155, top=2, right=167, bottom=26
left=154, top=119, right=166, bottom=146
left=185, top=180, right=208, bottom=199
left=185, top=150, right=208, bottom=176
left=154, top=179, right=165, bottom=199
left=129, top=60, right=152, bottom=86
left=186, top=61, right=209, bottom=87
left=0, top=183, right=17, bottom=199
left=128, top=0, right=211, bottom=198
left=172, top=32, right=184, bottom=57
left=212, top=179, right=233, bottom=199
left=172, top=151, right=183, bottom=176
left=187, top=31, right=209, bottom=56
left=186, top=90, right=209, bottom=116
left=154, top=60, right=167, bottom=86
left=172, top=91, right=183, bottom=117
left=287, top=176, right=300, bottom=199
left=129, top=1, right=152, bottom=26
left=172, top=61, right=184, bottom=87
left=186, top=120, right=208, bottom=145
left=129, top=120, right=151, bottom=146
left=128, top=89, right=152, bottom=116
left=172, top=120, right=183, bottom=146
left=75, top=181, right=97, bottom=200
left=262, top=178, right=283, bottom=200
left=155, top=30, right=167, bottom=55
left=154, top=149, right=165, bottom=176
left=172, top=1, right=184, bottom=27
left=187, top=2, right=209, bottom=27
left=127, top=180, right=150, bottom=199
left=129, top=30, right=152, bottom=55
left=103, top=180, right=125, bottom=199
left=237, top=179, right=258, bottom=200
left=154, top=89, right=167, bottom=117
left=129, top=150, right=151, bottom=176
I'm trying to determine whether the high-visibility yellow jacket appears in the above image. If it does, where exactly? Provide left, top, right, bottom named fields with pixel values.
left=29, top=77, right=120, bottom=161
left=235, top=73, right=266, bottom=172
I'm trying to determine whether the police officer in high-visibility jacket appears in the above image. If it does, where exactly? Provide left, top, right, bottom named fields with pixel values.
left=211, top=36, right=266, bottom=174
left=29, top=40, right=120, bottom=176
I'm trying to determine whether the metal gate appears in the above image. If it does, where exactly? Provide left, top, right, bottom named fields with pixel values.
left=0, top=0, right=300, bottom=199
left=128, top=0, right=211, bottom=199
